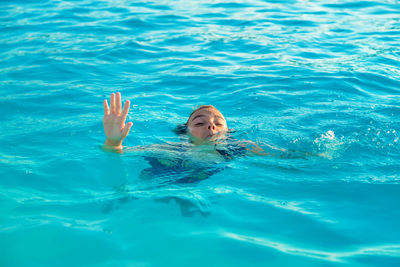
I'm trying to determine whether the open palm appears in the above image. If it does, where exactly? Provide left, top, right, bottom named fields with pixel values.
left=103, top=92, right=133, bottom=146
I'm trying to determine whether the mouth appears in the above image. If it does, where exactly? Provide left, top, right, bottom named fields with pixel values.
left=206, top=133, right=221, bottom=140
left=206, top=133, right=226, bottom=141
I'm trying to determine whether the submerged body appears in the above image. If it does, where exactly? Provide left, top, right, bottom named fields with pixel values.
left=127, top=139, right=248, bottom=183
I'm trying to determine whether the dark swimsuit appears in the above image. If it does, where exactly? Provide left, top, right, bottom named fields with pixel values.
left=214, top=140, right=247, bottom=160
left=141, top=139, right=247, bottom=184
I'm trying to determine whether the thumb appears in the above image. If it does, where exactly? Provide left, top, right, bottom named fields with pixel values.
left=121, top=122, right=133, bottom=138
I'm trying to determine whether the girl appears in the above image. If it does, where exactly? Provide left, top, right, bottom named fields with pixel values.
left=102, top=92, right=268, bottom=157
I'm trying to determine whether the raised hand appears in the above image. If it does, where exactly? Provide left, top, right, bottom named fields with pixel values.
left=103, top=92, right=133, bottom=148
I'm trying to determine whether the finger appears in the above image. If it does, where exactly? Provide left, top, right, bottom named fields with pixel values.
left=121, top=100, right=130, bottom=122
left=103, top=99, right=110, bottom=116
left=116, top=92, right=121, bottom=115
left=110, top=93, right=115, bottom=114
left=121, top=122, right=133, bottom=138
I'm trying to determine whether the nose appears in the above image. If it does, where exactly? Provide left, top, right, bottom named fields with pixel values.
left=208, top=124, right=216, bottom=130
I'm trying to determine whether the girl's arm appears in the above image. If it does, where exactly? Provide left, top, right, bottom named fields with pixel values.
left=238, top=140, right=281, bottom=156
left=239, top=140, right=326, bottom=158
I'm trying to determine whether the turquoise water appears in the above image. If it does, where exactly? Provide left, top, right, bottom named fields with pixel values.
left=1, top=0, right=400, bottom=266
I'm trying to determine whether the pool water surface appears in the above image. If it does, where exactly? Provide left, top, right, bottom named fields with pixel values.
left=1, top=0, right=400, bottom=266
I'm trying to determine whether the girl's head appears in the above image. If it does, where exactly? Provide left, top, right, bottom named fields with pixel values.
left=185, top=105, right=228, bottom=143
left=174, top=105, right=228, bottom=143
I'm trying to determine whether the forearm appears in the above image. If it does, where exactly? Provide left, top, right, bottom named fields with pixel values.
left=239, top=140, right=287, bottom=157
left=242, top=140, right=325, bottom=159
left=238, top=140, right=269, bottom=156
left=103, top=138, right=123, bottom=150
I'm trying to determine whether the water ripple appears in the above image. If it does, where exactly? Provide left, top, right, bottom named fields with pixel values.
left=223, top=232, right=400, bottom=262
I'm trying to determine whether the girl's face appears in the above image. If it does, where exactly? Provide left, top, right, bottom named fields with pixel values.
left=187, top=108, right=228, bottom=142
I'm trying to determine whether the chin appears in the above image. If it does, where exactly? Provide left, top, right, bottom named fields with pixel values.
left=207, top=134, right=227, bottom=142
